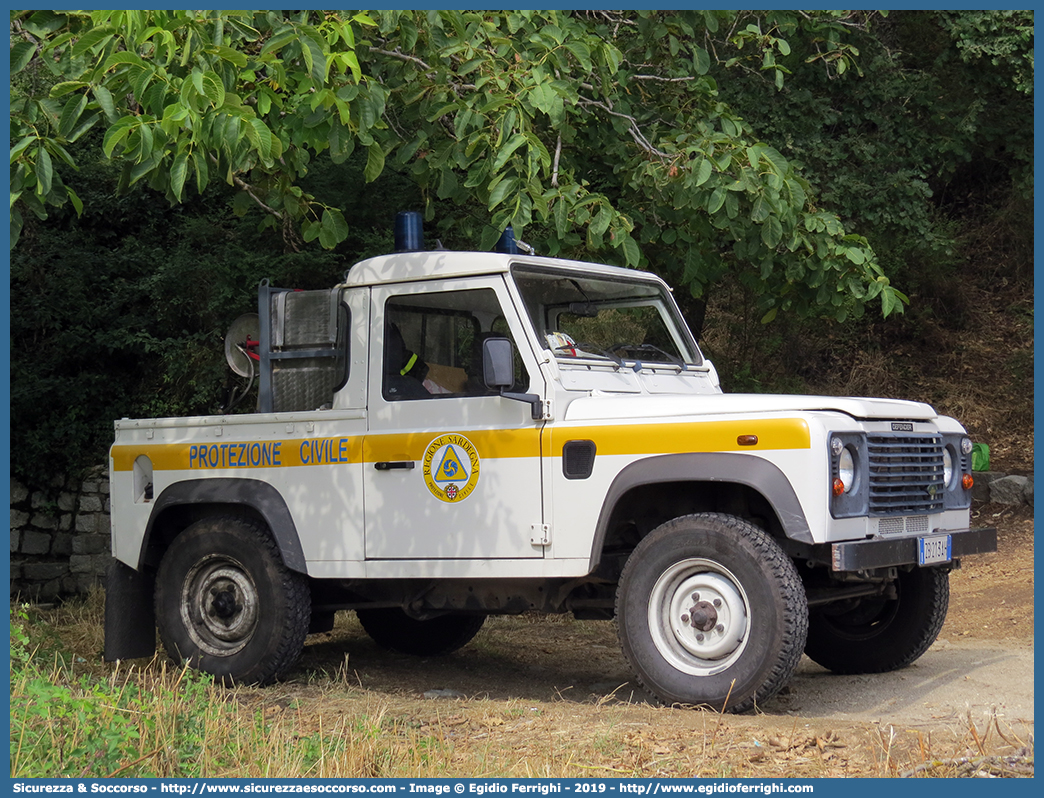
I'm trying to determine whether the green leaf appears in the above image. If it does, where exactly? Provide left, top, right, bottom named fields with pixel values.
left=93, top=86, right=118, bottom=123
left=35, top=148, right=53, bottom=197
left=318, top=208, right=349, bottom=249
left=746, top=146, right=761, bottom=171
left=71, top=25, right=116, bottom=59
left=695, top=158, right=713, bottom=186
left=621, top=234, right=641, bottom=267
left=212, top=44, right=248, bottom=68
left=48, top=81, right=88, bottom=99
left=103, top=51, right=144, bottom=71
left=299, top=28, right=328, bottom=85
left=751, top=195, right=770, bottom=223
left=58, top=94, right=89, bottom=138
left=249, top=118, right=274, bottom=161
left=10, top=136, right=37, bottom=164
left=66, top=185, right=83, bottom=216
left=564, top=40, right=592, bottom=71
left=844, top=247, right=866, bottom=265
left=590, top=204, right=612, bottom=237
left=881, top=287, right=896, bottom=318
left=761, top=216, right=783, bottom=249
left=11, top=41, right=36, bottom=74
left=760, top=307, right=778, bottom=324
left=192, top=149, right=209, bottom=193
left=170, top=152, right=189, bottom=202
left=363, top=143, right=385, bottom=183
left=488, top=176, right=519, bottom=210
left=201, top=72, right=226, bottom=108
left=707, top=187, right=726, bottom=215
left=693, top=45, right=711, bottom=75
left=553, top=198, right=569, bottom=237
left=260, top=28, right=298, bottom=57
left=102, top=118, right=135, bottom=157
left=492, top=133, right=527, bottom=172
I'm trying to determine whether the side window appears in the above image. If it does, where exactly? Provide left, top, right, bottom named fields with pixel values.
left=383, top=288, right=529, bottom=401
left=333, top=301, right=350, bottom=392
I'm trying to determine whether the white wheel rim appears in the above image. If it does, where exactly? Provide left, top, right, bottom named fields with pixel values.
left=648, top=557, right=751, bottom=676
left=181, top=554, right=260, bottom=657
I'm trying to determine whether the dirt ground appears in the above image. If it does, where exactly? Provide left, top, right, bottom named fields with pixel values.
left=267, top=503, right=1034, bottom=778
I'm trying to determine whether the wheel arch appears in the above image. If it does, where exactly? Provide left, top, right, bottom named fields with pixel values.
left=589, top=453, right=813, bottom=572
left=139, top=478, right=307, bottom=574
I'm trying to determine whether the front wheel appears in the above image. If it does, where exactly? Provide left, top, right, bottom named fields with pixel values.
left=155, top=516, right=310, bottom=685
left=804, top=566, right=949, bottom=674
left=616, top=513, right=808, bottom=713
left=356, top=608, right=485, bottom=656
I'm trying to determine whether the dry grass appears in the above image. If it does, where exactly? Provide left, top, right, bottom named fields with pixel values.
left=9, top=592, right=1034, bottom=780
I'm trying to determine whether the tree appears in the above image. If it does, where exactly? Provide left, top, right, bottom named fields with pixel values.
left=10, top=9, right=906, bottom=323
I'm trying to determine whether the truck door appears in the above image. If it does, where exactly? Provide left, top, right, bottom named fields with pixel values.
left=363, top=276, right=545, bottom=560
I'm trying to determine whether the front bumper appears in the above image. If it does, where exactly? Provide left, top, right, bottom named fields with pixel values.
left=829, top=527, right=997, bottom=572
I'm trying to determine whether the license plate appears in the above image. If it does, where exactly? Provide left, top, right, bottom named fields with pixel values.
left=918, top=534, right=952, bottom=565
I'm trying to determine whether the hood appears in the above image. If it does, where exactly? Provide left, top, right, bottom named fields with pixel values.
left=563, top=392, right=938, bottom=423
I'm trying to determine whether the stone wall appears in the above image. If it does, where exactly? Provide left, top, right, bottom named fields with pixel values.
left=10, top=466, right=112, bottom=601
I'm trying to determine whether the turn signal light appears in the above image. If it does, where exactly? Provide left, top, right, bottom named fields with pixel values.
left=962, top=473, right=974, bottom=490
left=832, top=478, right=845, bottom=496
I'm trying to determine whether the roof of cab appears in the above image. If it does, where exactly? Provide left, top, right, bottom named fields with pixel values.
left=341, top=250, right=667, bottom=288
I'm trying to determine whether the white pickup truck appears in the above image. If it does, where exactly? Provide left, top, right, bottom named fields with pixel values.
left=105, top=220, right=995, bottom=712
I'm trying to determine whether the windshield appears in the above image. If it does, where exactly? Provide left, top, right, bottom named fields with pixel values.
left=512, top=266, right=702, bottom=367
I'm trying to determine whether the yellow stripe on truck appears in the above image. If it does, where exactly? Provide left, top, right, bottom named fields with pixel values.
left=111, top=418, right=809, bottom=472
left=554, top=418, right=810, bottom=456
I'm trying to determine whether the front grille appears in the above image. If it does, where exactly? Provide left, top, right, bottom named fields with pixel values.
left=877, top=515, right=929, bottom=535
left=867, top=434, right=946, bottom=516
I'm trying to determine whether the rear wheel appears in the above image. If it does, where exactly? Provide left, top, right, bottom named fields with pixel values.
left=155, top=516, right=310, bottom=685
left=356, top=608, right=485, bottom=656
left=804, top=566, right=949, bottom=674
left=616, top=513, right=808, bottom=713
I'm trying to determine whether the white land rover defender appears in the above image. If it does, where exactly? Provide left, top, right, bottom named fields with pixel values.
left=105, top=215, right=996, bottom=712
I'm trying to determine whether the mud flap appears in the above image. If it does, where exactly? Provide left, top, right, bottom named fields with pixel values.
left=104, top=559, right=157, bottom=661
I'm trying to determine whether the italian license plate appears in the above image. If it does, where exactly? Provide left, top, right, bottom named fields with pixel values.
left=918, top=534, right=952, bottom=565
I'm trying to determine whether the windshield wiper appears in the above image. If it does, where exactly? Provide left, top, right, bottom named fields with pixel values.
left=552, top=342, right=624, bottom=368
left=608, top=343, right=685, bottom=371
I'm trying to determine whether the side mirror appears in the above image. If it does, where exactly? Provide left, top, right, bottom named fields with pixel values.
left=482, top=337, right=515, bottom=389
left=481, top=337, right=543, bottom=420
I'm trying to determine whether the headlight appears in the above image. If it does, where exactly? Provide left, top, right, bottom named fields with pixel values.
left=961, top=437, right=973, bottom=455
left=838, top=446, right=856, bottom=493
left=943, top=447, right=954, bottom=488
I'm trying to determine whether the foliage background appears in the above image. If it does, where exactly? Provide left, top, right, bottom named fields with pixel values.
left=9, top=9, right=1033, bottom=485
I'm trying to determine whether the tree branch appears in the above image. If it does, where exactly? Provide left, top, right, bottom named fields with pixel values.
left=551, top=132, right=562, bottom=187
left=576, top=95, right=673, bottom=159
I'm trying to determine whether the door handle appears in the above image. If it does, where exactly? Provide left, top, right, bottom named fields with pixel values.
left=374, top=461, right=415, bottom=471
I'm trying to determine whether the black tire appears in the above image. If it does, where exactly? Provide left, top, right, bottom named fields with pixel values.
left=804, top=566, right=949, bottom=674
left=616, top=513, right=808, bottom=713
left=155, top=516, right=310, bottom=685
left=356, top=608, right=485, bottom=656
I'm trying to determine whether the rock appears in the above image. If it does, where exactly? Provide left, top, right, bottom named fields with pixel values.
left=30, top=513, right=58, bottom=531
left=971, top=477, right=991, bottom=503
left=78, top=495, right=103, bottom=513
left=1022, top=479, right=1034, bottom=507
left=20, top=530, right=52, bottom=555
left=423, top=689, right=466, bottom=700
left=10, top=479, right=28, bottom=505
left=990, top=475, right=1029, bottom=505
left=23, top=562, right=69, bottom=581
